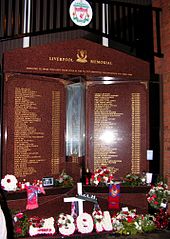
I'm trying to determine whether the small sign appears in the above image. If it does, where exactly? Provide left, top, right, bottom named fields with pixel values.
left=146, top=172, right=152, bottom=184
left=69, top=0, right=93, bottom=27
left=147, top=150, right=153, bottom=160
left=122, top=207, right=129, bottom=212
left=76, top=194, right=97, bottom=204
left=42, top=177, right=54, bottom=187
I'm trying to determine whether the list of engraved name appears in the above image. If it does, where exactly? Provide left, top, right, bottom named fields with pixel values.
left=94, top=93, right=123, bottom=173
left=14, top=87, right=44, bottom=177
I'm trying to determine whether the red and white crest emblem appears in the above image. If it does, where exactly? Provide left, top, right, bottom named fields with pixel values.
left=69, top=0, right=93, bottom=27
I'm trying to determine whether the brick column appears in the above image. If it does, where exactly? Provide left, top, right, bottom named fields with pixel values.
left=153, top=0, right=170, bottom=212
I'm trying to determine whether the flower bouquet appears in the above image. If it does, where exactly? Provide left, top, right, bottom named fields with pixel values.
left=122, top=173, right=145, bottom=187
left=111, top=209, right=156, bottom=235
left=29, top=216, right=55, bottom=236
left=54, top=171, right=74, bottom=187
left=146, top=181, right=169, bottom=210
left=92, top=207, right=103, bottom=224
left=90, top=166, right=114, bottom=186
left=153, top=208, right=169, bottom=230
left=13, top=211, right=29, bottom=238
left=136, top=214, right=156, bottom=233
left=1, top=174, right=18, bottom=191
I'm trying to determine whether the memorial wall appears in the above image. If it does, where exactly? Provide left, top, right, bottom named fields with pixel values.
left=2, top=39, right=150, bottom=182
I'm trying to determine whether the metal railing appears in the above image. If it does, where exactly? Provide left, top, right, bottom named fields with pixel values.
left=0, top=0, right=163, bottom=59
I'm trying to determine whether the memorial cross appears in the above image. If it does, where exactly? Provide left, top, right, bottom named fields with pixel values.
left=64, top=182, right=84, bottom=215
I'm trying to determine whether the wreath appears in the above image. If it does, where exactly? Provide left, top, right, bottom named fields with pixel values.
left=1, top=174, right=18, bottom=191
left=146, top=181, right=169, bottom=210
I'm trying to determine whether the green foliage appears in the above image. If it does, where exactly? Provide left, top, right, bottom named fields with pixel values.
left=122, top=173, right=144, bottom=187
left=119, top=221, right=139, bottom=235
left=54, top=170, right=74, bottom=187
left=139, top=215, right=156, bottom=233
left=12, top=211, right=29, bottom=238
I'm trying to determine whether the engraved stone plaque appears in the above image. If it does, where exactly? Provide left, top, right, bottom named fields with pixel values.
left=2, top=74, right=66, bottom=181
left=86, top=82, right=149, bottom=178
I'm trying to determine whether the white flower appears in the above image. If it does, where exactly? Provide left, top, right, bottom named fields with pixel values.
left=1, top=174, right=18, bottom=191
left=93, top=180, right=99, bottom=186
left=92, top=210, right=103, bottom=221
left=103, top=176, right=108, bottom=183
left=58, top=214, right=67, bottom=225
left=63, top=174, right=69, bottom=179
left=141, top=178, right=146, bottom=183
left=58, top=213, right=74, bottom=227
left=58, top=177, right=64, bottom=183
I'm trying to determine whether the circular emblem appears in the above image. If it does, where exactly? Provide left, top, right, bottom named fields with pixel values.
left=69, top=0, right=93, bottom=27
left=110, top=185, right=119, bottom=197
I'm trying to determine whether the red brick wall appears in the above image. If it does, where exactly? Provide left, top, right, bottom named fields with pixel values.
left=153, top=0, right=170, bottom=211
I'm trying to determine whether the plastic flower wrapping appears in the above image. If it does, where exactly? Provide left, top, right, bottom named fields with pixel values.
left=90, top=166, right=114, bottom=186
left=146, top=181, right=169, bottom=210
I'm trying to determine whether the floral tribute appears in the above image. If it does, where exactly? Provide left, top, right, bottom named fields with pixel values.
left=76, top=212, right=94, bottom=234
left=13, top=212, right=29, bottom=238
left=92, top=207, right=113, bottom=232
left=54, top=171, right=74, bottom=188
left=92, top=207, right=103, bottom=224
left=111, top=209, right=156, bottom=235
left=1, top=174, right=18, bottom=191
left=9, top=174, right=170, bottom=238
left=122, top=173, right=146, bottom=187
left=90, top=166, right=114, bottom=186
left=29, top=216, right=55, bottom=236
left=12, top=206, right=170, bottom=238
left=154, top=208, right=169, bottom=230
left=146, top=181, right=169, bottom=210
left=57, top=213, right=75, bottom=236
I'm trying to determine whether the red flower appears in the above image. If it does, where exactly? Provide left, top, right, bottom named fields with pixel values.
left=15, top=227, right=22, bottom=234
left=16, top=213, right=23, bottom=219
left=148, top=197, right=152, bottom=202
left=127, top=216, right=133, bottom=223
left=109, top=175, right=114, bottom=180
left=154, top=201, right=159, bottom=205
left=97, top=177, right=101, bottom=182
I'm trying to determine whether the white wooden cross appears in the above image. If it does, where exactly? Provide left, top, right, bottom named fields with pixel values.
left=64, top=182, right=84, bottom=215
